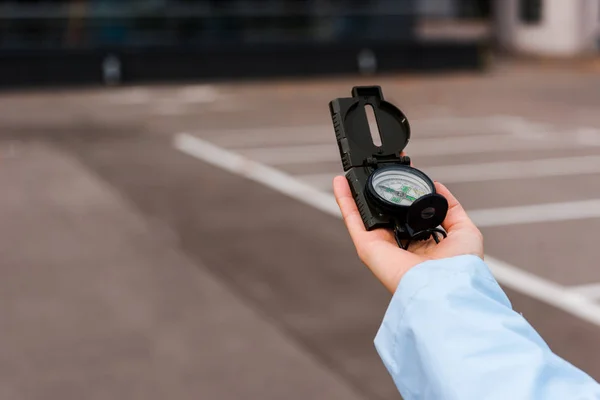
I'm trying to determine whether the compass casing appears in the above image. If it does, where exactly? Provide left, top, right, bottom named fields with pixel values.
left=330, top=86, right=448, bottom=237
left=365, top=165, right=448, bottom=239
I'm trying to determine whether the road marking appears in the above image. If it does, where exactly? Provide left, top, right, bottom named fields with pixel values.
left=469, top=199, right=600, bottom=228
left=105, top=87, right=152, bottom=105
left=236, top=134, right=597, bottom=165
left=206, top=115, right=540, bottom=148
left=568, top=283, right=600, bottom=300
left=298, top=177, right=600, bottom=228
left=155, top=99, right=188, bottom=116
left=485, top=256, right=600, bottom=325
left=425, top=155, right=600, bottom=183
left=177, top=85, right=218, bottom=103
left=209, top=125, right=328, bottom=147
left=174, top=133, right=339, bottom=216
left=173, top=132, right=600, bottom=327
left=209, top=100, right=245, bottom=113
left=297, top=155, right=600, bottom=190
left=576, top=128, right=600, bottom=146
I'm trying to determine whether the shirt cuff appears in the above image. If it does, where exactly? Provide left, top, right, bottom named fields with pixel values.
left=373, top=254, right=505, bottom=375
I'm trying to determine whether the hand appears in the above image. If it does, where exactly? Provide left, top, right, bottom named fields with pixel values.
left=333, top=176, right=484, bottom=293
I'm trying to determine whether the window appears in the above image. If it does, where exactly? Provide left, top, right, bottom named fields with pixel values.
left=0, top=0, right=419, bottom=50
left=520, top=0, right=542, bottom=24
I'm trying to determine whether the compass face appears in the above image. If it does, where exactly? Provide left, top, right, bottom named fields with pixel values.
left=368, top=165, right=434, bottom=207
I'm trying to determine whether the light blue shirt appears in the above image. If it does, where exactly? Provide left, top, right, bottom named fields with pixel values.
left=374, top=255, right=600, bottom=400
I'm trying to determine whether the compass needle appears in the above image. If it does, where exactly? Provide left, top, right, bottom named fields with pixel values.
left=371, top=167, right=432, bottom=207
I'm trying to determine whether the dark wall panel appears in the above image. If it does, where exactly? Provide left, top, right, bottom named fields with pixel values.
left=0, top=41, right=486, bottom=89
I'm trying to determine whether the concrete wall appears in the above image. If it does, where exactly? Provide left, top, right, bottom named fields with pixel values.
left=495, top=0, right=600, bottom=57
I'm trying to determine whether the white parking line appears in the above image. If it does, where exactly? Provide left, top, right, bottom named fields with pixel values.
left=297, top=177, right=600, bottom=228
left=297, top=155, right=600, bottom=190
left=104, top=87, right=152, bottom=105
left=173, top=132, right=600, bottom=327
left=176, top=85, right=219, bottom=104
left=236, top=134, right=598, bottom=165
left=469, top=199, right=600, bottom=228
left=425, top=155, right=600, bottom=183
left=174, top=133, right=339, bottom=216
left=485, top=256, right=600, bottom=325
left=568, top=283, right=600, bottom=301
left=206, top=115, right=545, bottom=148
left=209, top=125, right=331, bottom=147
left=155, top=99, right=189, bottom=116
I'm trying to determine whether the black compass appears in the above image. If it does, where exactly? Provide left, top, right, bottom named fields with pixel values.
left=329, top=86, right=448, bottom=249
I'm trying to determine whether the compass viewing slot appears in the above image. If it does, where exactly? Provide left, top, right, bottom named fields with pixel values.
left=365, top=104, right=382, bottom=147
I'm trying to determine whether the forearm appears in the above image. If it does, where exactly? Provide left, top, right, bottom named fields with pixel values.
left=374, top=255, right=600, bottom=400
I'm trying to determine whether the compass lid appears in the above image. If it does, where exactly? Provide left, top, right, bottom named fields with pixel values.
left=329, top=86, right=411, bottom=171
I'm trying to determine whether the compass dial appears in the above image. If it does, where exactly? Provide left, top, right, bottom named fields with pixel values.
left=368, top=165, right=434, bottom=207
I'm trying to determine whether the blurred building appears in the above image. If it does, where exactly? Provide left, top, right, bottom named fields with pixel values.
left=495, top=0, right=600, bottom=57
left=4, top=1, right=597, bottom=87
left=0, top=1, right=491, bottom=86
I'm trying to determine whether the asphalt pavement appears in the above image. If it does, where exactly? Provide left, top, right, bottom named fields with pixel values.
left=2, top=61, right=600, bottom=399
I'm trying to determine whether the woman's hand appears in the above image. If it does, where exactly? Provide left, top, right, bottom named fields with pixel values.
left=333, top=176, right=484, bottom=293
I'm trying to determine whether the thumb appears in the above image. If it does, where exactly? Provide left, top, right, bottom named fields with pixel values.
left=435, top=182, right=478, bottom=234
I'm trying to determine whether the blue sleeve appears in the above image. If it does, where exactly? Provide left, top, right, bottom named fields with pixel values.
left=374, top=255, right=600, bottom=400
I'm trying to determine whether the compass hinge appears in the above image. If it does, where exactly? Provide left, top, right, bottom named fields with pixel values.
left=364, top=155, right=411, bottom=168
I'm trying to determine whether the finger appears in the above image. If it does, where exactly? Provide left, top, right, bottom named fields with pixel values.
left=435, top=182, right=477, bottom=233
left=333, top=176, right=367, bottom=243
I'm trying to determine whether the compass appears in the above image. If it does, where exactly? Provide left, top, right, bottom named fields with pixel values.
left=330, top=86, right=449, bottom=249
left=365, top=164, right=448, bottom=246
left=367, top=165, right=433, bottom=208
